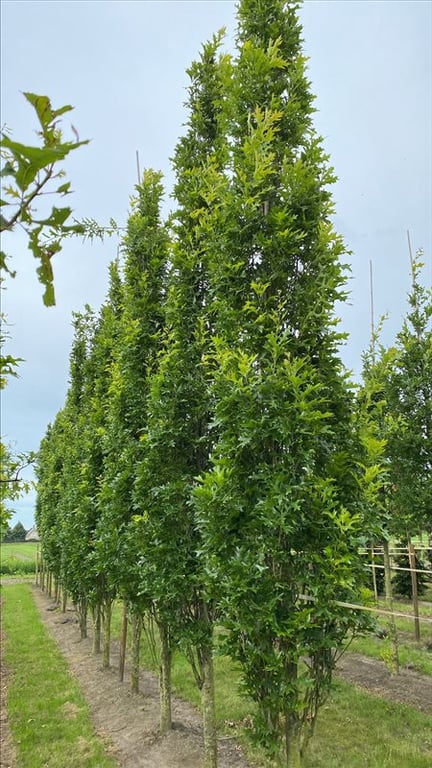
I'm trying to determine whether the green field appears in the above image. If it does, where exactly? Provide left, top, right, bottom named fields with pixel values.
left=0, top=542, right=38, bottom=575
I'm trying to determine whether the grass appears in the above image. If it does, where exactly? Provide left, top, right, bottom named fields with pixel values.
left=304, top=679, right=432, bottom=768
left=349, top=596, right=432, bottom=675
left=1, top=583, right=117, bottom=768
left=1, top=542, right=38, bottom=575
left=110, top=603, right=432, bottom=768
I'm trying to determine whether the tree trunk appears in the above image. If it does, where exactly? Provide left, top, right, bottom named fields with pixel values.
left=201, top=644, right=217, bottom=768
left=54, top=576, right=60, bottom=603
left=158, top=620, right=172, bottom=733
left=35, top=549, right=39, bottom=587
left=92, top=603, right=102, bottom=654
left=79, top=597, right=88, bottom=640
left=284, top=711, right=302, bottom=768
left=130, top=613, right=142, bottom=693
left=61, top=587, right=67, bottom=613
left=102, top=599, right=112, bottom=669
left=119, top=601, right=128, bottom=683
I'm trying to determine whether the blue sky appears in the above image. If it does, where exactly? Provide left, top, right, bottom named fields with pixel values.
left=1, top=0, right=431, bottom=530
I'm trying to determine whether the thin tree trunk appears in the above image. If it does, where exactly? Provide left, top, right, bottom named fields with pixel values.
left=92, top=603, right=102, bottom=654
left=201, top=644, right=217, bottom=768
left=47, top=571, right=52, bottom=598
left=383, top=539, right=399, bottom=673
left=61, top=587, right=67, bottom=613
left=102, top=599, right=112, bottom=669
left=158, top=620, right=172, bottom=733
left=35, top=549, right=39, bottom=586
left=119, top=601, right=128, bottom=683
left=79, top=597, right=88, bottom=640
left=130, top=613, right=142, bottom=693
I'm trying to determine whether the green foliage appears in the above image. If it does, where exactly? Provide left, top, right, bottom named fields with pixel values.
left=385, top=255, right=432, bottom=536
left=358, top=255, right=432, bottom=541
left=191, top=1, right=372, bottom=761
left=95, top=170, right=168, bottom=609
left=2, top=520, right=27, bottom=542
left=0, top=313, right=23, bottom=389
left=0, top=442, right=35, bottom=531
left=1, top=92, right=90, bottom=306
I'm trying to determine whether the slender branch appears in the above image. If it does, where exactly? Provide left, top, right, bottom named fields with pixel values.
left=0, top=456, right=35, bottom=484
left=1, top=165, right=54, bottom=232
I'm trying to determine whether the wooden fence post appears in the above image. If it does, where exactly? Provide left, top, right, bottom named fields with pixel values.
left=383, top=539, right=399, bottom=674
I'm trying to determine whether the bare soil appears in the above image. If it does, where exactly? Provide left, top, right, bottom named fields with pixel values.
left=2, top=583, right=432, bottom=768
left=335, top=652, right=432, bottom=713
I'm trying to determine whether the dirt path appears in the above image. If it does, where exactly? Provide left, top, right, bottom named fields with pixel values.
left=2, top=584, right=432, bottom=768
left=31, top=587, right=252, bottom=768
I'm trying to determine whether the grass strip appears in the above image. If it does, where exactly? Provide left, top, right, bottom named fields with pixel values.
left=1, top=583, right=117, bottom=768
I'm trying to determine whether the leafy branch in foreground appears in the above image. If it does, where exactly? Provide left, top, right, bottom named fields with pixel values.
left=1, top=92, right=89, bottom=306
left=0, top=442, right=36, bottom=527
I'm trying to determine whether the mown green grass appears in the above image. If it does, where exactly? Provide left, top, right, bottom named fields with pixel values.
left=111, top=603, right=432, bottom=768
left=1, top=542, right=38, bottom=575
left=1, top=583, right=117, bottom=768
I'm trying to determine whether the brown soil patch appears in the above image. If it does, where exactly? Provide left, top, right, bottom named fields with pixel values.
left=335, top=652, right=432, bottom=713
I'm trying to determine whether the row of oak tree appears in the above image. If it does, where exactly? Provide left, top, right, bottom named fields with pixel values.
left=35, top=1, right=431, bottom=766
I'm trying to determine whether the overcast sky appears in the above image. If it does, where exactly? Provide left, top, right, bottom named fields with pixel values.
left=1, top=0, right=431, bottom=530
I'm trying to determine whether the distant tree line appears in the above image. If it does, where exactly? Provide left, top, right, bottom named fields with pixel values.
left=2, top=520, right=28, bottom=542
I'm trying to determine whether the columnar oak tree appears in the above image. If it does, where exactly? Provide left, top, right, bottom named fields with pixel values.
left=194, top=1, right=371, bottom=763
left=385, top=254, right=432, bottom=539
left=95, top=171, right=169, bottom=675
left=133, top=33, right=229, bottom=767
left=79, top=267, right=124, bottom=659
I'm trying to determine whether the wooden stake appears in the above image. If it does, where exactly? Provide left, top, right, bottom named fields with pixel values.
left=383, top=540, right=399, bottom=674
left=371, top=544, right=379, bottom=604
left=408, top=542, right=421, bottom=642
left=119, top=601, right=128, bottom=683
